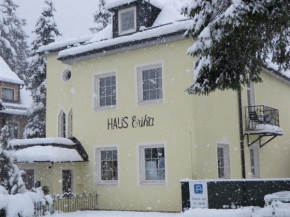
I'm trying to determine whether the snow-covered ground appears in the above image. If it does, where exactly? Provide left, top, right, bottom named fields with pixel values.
left=51, top=204, right=290, bottom=217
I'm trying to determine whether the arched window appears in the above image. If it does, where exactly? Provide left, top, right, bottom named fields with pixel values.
left=68, top=109, right=73, bottom=138
left=58, top=110, right=66, bottom=138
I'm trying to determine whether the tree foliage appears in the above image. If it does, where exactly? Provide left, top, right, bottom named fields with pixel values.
left=90, top=0, right=111, bottom=33
left=183, top=0, right=290, bottom=95
left=24, top=0, right=61, bottom=138
left=0, top=0, right=29, bottom=82
left=0, top=125, right=25, bottom=195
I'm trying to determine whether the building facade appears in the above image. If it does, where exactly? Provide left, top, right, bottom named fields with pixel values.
left=16, top=0, right=290, bottom=212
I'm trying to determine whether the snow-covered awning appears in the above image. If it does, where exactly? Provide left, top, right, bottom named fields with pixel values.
left=11, top=137, right=89, bottom=163
left=106, top=0, right=165, bottom=10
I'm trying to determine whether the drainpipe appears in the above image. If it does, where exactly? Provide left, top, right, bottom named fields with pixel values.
left=238, top=90, right=246, bottom=179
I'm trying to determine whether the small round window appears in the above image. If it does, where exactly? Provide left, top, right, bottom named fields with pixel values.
left=63, top=69, right=72, bottom=82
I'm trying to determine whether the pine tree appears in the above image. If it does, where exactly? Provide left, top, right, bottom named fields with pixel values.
left=183, top=0, right=290, bottom=95
left=0, top=125, right=25, bottom=195
left=0, top=5, right=16, bottom=71
left=24, top=0, right=61, bottom=138
left=90, top=0, right=111, bottom=33
left=0, top=0, right=29, bottom=82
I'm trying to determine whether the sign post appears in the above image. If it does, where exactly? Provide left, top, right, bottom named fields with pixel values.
left=189, top=181, right=209, bottom=208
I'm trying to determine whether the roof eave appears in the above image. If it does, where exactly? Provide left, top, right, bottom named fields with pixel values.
left=59, top=30, right=186, bottom=65
left=262, top=67, right=290, bottom=86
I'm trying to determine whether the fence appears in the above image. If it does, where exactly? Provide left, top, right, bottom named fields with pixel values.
left=181, top=179, right=290, bottom=210
left=52, top=192, right=98, bottom=213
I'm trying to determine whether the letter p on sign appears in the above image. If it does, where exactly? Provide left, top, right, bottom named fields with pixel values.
left=194, top=184, right=203, bottom=194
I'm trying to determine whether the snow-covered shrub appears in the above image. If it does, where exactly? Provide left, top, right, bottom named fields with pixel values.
left=0, top=125, right=53, bottom=216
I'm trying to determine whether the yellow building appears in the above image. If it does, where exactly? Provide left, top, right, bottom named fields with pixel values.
left=15, top=0, right=290, bottom=212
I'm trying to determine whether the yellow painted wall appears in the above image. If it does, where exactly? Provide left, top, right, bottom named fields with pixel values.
left=46, top=39, right=196, bottom=212
left=40, top=38, right=290, bottom=212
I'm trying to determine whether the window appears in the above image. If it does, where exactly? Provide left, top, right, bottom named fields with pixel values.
left=2, top=88, right=14, bottom=101
left=68, top=109, right=73, bottom=138
left=62, top=170, right=73, bottom=195
left=118, top=6, right=136, bottom=35
left=139, top=144, right=165, bottom=185
left=137, top=63, right=163, bottom=104
left=22, top=169, right=35, bottom=190
left=58, top=110, right=66, bottom=138
left=96, top=147, right=118, bottom=185
left=94, top=72, right=117, bottom=110
left=8, top=123, right=18, bottom=139
left=63, top=69, right=72, bottom=82
left=250, top=146, right=260, bottom=178
left=217, top=144, right=231, bottom=179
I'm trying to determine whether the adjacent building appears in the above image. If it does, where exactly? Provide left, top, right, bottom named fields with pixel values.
left=0, top=57, right=31, bottom=139
left=14, top=0, right=290, bottom=212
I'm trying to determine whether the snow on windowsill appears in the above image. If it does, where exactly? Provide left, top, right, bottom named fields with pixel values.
left=10, top=137, right=75, bottom=147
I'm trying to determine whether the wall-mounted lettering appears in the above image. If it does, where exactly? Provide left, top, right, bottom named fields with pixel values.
left=108, top=115, right=154, bottom=130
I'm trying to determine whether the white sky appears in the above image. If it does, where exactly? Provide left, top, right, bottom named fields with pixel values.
left=13, top=0, right=100, bottom=44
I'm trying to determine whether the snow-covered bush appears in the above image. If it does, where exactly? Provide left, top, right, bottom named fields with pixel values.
left=0, top=125, right=53, bottom=216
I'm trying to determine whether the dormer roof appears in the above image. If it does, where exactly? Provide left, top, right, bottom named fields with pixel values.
left=106, top=0, right=165, bottom=10
left=0, top=57, right=24, bottom=85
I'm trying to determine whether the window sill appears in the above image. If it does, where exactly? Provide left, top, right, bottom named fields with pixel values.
left=94, top=105, right=117, bottom=111
left=138, top=99, right=164, bottom=106
left=139, top=181, right=166, bottom=186
left=96, top=181, right=118, bottom=186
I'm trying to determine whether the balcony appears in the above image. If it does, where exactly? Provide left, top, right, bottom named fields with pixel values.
left=244, top=105, right=283, bottom=147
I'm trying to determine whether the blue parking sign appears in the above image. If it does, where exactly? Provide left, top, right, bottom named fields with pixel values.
left=194, top=184, right=203, bottom=194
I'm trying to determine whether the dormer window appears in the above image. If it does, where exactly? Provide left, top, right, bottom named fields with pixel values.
left=118, top=6, right=136, bottom=35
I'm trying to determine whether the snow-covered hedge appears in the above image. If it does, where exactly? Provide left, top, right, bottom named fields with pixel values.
left=0, top=186, right=53, bottom=217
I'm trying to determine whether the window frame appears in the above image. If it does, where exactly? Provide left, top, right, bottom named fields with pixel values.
left=61, top=168, right=74, bottom=194
left=22, top=168, right=35, bottom=190
left=94, top=71, right=117, bottom=111
left=95, top=146, right=119, bottom=186
left=118, top=6, right=137, bottom=36
left=250, top=145, right=260, bottom=178
left=58, top=110, right=66, bottom=138
left=62, top=69, right=72, bottom=83
left=68, top=109, right=73, bottom=138
left=2, top=87, right=15, bottom=101
left=8, top=123, right=19, bottom=139
left=138, top=143, right=166, bottom=185
left=136, top=62, right=164, bottom=105
left=216, top=144, right=231, bottom=179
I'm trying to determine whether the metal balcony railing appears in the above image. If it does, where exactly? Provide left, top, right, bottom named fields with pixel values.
left=244, top=105, right=280, bottom=132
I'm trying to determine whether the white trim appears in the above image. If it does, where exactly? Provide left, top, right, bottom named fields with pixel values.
left=94, top=145, right=120, bottom=186
left=135, top=61, right=165, bottom=106
left=216, top=143, right=231, bottom=179
left=118, top=6, right=137, bottom=36
left=137, top=142, right=167, bottom=186
left=93, top=70, right=118, bottom=111
left=61, top=167, right=75, bottom=194
left=249, top=144, right=261, bottom=179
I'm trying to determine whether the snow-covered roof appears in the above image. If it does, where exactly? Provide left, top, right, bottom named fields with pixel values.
left=58, top=19, right=191, bottom=59
left=0, top=57, right=24, bottom=85
left=10, top=137, right=75, bottom=147
left=13, top=146, right=83, bottom=163
left=106, top=0, right=165, bottom=10
left=11, top=137, right=89, bottom=163
left=38, top=0, right=191, bottom=59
